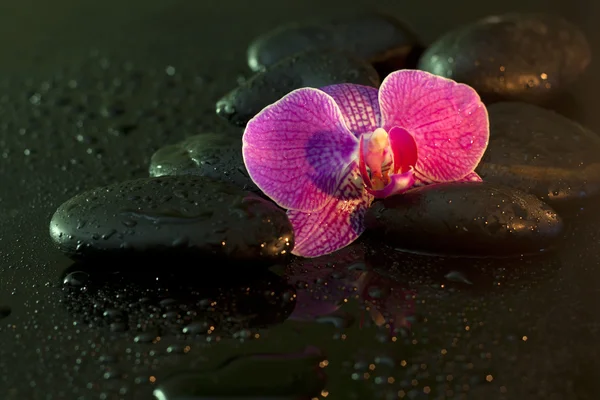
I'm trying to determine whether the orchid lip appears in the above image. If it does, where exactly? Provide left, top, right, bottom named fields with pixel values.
left=365, top=168, right=415, bottom=198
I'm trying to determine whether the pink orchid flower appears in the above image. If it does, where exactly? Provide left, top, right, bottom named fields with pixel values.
left=242, top=70, right=490, bottom=258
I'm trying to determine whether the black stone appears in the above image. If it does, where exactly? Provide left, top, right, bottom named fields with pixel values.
left=364, top=182, right=564, bottom=257
left=216, top=49, right=380, bottom=127
left=247, top=12, right=422, bottom=76
left=418, top=13, right=591, bottom=103
left=49, top=176, right=293, bottom=263
left=477, top=102, right=600, bottom=208
left=148, top=133, right=259, bottom=193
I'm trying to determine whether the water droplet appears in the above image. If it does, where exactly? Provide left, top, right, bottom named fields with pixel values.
left=98, top=355, right=118, bottom=364
left=166, top=344, right=186, bottom=354
left=182, top=320, right=210, bottom=335
left=63, top=271, right=90, bottom=287
left=134, top=332, right=157, bottom=343
left=103, top=308, right=126, bottom=321
left=347, top=262, right=367, bottom=271
left=315, top=312, right=354, bottom=328
left=110, top=322, right=127, bottom=332
left=367, top=286, right=384, bottom=299
left=444, top=271, right=472, bottom=285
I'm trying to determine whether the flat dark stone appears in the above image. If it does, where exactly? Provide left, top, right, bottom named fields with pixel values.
left=477, top=102, right=600, bottom=208
left=148, top=133, right=259, bottom=193
left=248, top=12, right=422, bottom=76
left=216, top=49, right=380, bottom=126
left=364, top=182, right=564, bottom=257
left=49, top=176, right=293, bottom=263
left=418, top=13, right=591, bottom=103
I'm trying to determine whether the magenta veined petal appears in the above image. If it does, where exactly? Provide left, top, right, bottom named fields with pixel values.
left=458, top=171, right=483, bottom=182
left=320, top=84, right=381, bottom=137
left=378, top=70, right=489, bottom=183
left=243, top=88, right=358, bottom=212
left=388, top=126, right=418, bottom=174
left=287, top=162, right=374, bottom=258
left=413, top=169, right=482, bottom=185
left=365, top=169, right=415, bottom=198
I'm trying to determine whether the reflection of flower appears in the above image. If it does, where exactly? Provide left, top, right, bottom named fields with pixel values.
left=243, top=70, right=489, bottom=258
left=354, top=270, right=416, bottom=334
left=286, top=244, right=415, bottom=333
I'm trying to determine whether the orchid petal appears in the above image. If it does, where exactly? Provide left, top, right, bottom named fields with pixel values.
left=413, top=169, right=482, bottom=186
left=288, top=162, right=373, bottom=257
left=379, top=70, right=489, bottom=182
left=413, top=168, right=435, bottom=186
left=366, top=169, right=415, bottom=198
left=320, top=84, right=381, bottom=137
left=243, top=88, right=358, bottom=212
left=388, top=126, right=418, bottom=174
left=458, top=171, right=483, bottom=182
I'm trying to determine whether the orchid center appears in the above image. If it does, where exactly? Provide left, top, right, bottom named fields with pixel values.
left=363, top=128, right=393, bottom=189
left=358, top=126, right=419, bottom=198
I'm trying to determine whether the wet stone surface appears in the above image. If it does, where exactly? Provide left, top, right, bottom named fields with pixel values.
left=418, top=13, right=591, bottom=103
left=364, top=182, right=564, bottom=257
left=247, top=12, right=422, bottom=77
left=148, top=133, right=259, bottom=193
left=49, top=176, right=293, bottom=263
left=477, top=102, right=600, bottom=208
left=216, top=49, right=380, bottom=126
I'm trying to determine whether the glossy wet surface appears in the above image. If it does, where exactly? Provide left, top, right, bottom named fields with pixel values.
left=0, top=1, right=599, bottom=399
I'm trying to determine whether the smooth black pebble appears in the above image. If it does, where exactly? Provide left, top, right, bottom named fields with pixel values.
left=364, top=182, right=564, bottom=257
left=153, top=346, right=326, bottom=399
left=477, top=102, right=600, bottom=208
left=418, top=13, right=591, bottom=103
left=248, top=12, right=422, bottom=76
left=149, top=133, right=259, bottom=193
left=216, top=49, right=380, bottom=126
left=49, top=176, right=293, bottom=263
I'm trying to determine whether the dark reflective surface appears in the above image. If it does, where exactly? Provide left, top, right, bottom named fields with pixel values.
left=0, top=0, right=599, bottom=399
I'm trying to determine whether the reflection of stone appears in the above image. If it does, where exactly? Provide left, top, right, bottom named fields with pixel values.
left=61, top=261, right=296, bottom=338
left=354, top=270, right=416, bottom=334
left=364, top=244, right=562, bottom=295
